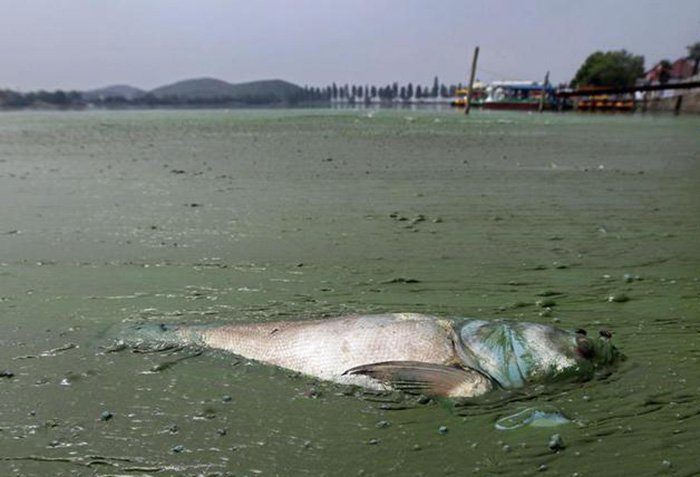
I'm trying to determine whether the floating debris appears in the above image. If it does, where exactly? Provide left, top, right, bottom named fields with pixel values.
left=142, top=350, right=203, bottom=374
left=99, top=411, right=113, bottom=422
left=0, top=370, right=14, bottom=378
left=548, top=433, right=566, bottom=451
left=305, top=387, right=322, bottom=399
left=495, top=406, right=570, bottom=430
left=536, top=290, right=562, bottom=297
left=378, top=403, right=414, bottom=411
left=382, top=277, right=420, bottom=284
left=608, top=293, right=630, bottom=303
left=15, top=343, right=78, bottom=360
left=438, top=425, right=448, bottom=434
left=536, top=298, right=556, bottom=308
left=41, top=343, right=77, bottom=357
left=539, top=308, right=553, bottom=317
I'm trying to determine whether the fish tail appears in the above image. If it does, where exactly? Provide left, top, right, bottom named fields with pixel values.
left=116, top=323, right=204, bottom=351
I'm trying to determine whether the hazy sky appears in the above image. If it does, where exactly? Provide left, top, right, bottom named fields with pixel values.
left=2, top=0, right=699, bottom=91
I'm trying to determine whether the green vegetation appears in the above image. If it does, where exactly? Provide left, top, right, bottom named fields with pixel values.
left=150, top=77, right=239, bottom=99
left=82, top=85, right=146, bottom=101
left=0, top=89, right=82, bottom=108
left=147, top=78, right=308, bottom=105
left=571, top=49, right=645, bottom=88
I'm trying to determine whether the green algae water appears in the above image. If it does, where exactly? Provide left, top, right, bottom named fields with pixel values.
left=1, top=109, right=699, bottom=476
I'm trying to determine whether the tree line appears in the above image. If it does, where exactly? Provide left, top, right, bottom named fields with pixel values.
left=319, top=77, right=463, bottom=102
left=0, top=89, right=83, bottom=108
left=0, top=76, right=464, bottom=109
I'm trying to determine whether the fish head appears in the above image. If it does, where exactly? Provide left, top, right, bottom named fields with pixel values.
left=456, top=320, right=621, bottom=389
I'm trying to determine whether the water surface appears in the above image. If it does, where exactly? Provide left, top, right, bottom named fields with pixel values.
left=1, top=109, right=699, bottom=476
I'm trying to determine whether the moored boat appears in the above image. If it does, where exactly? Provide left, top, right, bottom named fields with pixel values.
left=481, top=81, right=556, bottom=110
left=573, top=87, right=635, bottom=111
left=450, top=82, right=487, bottom=107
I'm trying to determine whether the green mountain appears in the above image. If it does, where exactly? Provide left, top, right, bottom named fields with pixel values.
left=149, top=78, right=235, bottom=99
left=149, top=77, right=303, bottom=103
left=228, top=79, right=305, bottom=103
left=83, top=84, right=146, bottom=101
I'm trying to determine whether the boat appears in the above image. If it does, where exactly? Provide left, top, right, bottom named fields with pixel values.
left=481, top=81, right=556, bottom=111
left=451, top=88, right=468, bottom=107
left=450, top=82, right=487, bottom=107
left=573, top=87, right=635, bottom=112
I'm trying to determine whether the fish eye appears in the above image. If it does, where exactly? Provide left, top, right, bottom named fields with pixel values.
left=575, top=336, right=594, bottom=359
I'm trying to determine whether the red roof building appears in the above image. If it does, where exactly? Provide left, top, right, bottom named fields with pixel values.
left=670, top=58, right=695, bottom=79
left=646, top=57, right=695, bottom=82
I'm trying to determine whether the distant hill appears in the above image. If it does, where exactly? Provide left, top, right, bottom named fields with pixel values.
left=227, top=79, right=305, bottom=103
left=149, top=77, right=304, bottom=103
left=82, top=84, right=146, bottom=101
left=150, top=77, right=235, bottom=99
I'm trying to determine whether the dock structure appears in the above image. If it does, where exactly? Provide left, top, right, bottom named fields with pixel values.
left=558, top=80, right=700, bottom=114
left=557, top=80, right=700, bottom=98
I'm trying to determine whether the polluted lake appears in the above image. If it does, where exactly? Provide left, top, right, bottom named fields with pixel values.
left=1, top=109, right=699, bottom=476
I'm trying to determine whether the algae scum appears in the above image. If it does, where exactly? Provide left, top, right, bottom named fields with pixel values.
left=1, top=109, right=699, bottom=476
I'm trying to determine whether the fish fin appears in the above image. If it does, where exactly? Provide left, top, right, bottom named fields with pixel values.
left=343, top=361, right=492, bottom=398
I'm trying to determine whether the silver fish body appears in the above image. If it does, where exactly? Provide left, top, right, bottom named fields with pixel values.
left=122, top=313, right=617, bottom=398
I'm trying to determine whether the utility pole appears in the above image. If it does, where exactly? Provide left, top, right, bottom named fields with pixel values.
left=674, top=95, right=683, bottom=115
left=538, top=71, right=550, bottom=112
left=465, top=46, right=480, bottom=115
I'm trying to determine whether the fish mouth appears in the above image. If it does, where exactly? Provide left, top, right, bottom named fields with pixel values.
left=592, top=335, right=623, bottom=366
left=575, top=328, right=623, bottom=366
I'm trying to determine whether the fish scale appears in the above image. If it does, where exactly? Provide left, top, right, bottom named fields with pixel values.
left=194, top=314, right=457, bottom=382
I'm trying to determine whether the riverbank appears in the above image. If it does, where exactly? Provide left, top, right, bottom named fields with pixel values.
left=644, top=88, right=700, bottom=113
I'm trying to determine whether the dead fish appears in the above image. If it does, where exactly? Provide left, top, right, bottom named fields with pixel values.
left=119, top=313, right=619, bottom=398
